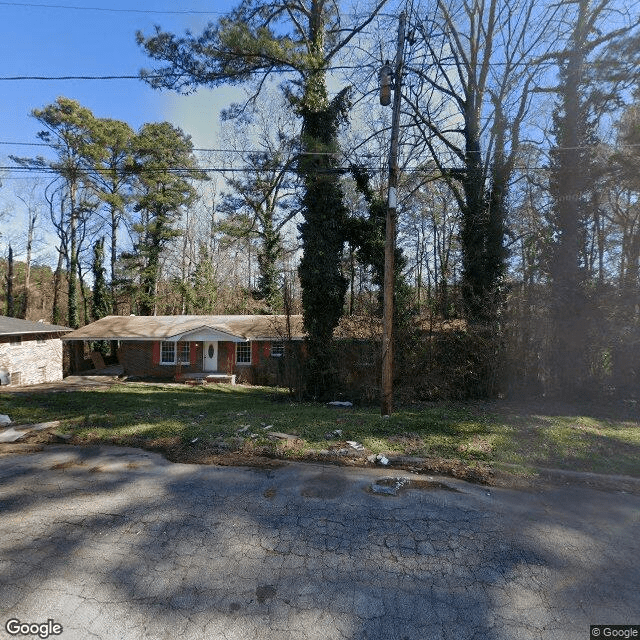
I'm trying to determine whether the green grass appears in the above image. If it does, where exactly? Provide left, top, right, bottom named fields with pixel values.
left=1, top=383, right=639, bottom=477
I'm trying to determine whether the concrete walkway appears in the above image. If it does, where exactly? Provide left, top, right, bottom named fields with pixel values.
left=0, top=446, right=638, bottom=640
left=0, top=366, right=124, bottom=394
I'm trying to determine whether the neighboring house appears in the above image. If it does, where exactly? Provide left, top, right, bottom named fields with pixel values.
left=62, top=315, right=307, bottom=383
left=0, top=316, right=72, bottom=386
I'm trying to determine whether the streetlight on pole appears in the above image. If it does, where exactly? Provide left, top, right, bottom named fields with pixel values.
left=380, top=11, right=406, bottom=416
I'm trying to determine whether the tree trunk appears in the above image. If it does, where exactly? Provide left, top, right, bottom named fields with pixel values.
left=68, top=181, right=79, bottom=329
left=6, top=245, right=14, bottom=317
left=549, top=10, right=592, bottom=396
left=52, top=247, right=65, bottom=326
left=20, top=208, right=37, bottom=319
left=110, top=204, right=118, bottom=313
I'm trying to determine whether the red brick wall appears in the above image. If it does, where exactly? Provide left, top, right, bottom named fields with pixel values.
left=223, top=340, right=271, bottom=384
left=116, top=339, right=277, bottom=382
left=118, top=341, right=204, bottom=379
left=218, top=342, right=234, bottom=373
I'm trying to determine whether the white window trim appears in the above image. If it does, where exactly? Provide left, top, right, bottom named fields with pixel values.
left=160, top=341, right=191, bottom=365
left=236, top=341, right=251, bottom=365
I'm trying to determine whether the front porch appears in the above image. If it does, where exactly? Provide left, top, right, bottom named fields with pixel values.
left=174, top=371, right=236, bottom=386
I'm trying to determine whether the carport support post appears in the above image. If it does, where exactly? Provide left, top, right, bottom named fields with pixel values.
left=72, top=341, right=84, bottom=374
left=381, top=11, right=406, bottom=416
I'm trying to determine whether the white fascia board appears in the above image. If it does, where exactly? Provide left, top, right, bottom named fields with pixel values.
left=171, top=326, right=246, bottom=342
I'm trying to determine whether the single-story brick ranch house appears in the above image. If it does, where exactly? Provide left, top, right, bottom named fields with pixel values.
left=63, top=314, right=381, bottom=386
left=0, top=316, right=72, bottom=386
left=63, top=314, right=308, bottom=383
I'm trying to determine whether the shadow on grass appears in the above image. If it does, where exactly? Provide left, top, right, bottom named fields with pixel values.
left=0, top=384, right=287, bottom=438
left=0, top=384, right=491, bottom=442
left=514, top=417, right=640, bottom=476
left=3, top=385, right=639, bottom=478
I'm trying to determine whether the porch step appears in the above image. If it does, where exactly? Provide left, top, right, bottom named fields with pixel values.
left=176, top=372, right=236, bottom=385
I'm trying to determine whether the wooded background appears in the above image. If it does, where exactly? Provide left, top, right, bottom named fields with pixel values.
left=2, top=0, right=640, bottom=400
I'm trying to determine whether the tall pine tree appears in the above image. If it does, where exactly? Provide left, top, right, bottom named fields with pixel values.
left=136, top=0, right=388, bottom=394
left=125, top=122, right=207, bottom=316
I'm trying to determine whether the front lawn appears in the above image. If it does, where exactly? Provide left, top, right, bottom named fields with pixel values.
left=1, top=383, right=639, bottom=480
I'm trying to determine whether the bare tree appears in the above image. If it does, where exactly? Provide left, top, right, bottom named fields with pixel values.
left=14, top=181, right=45, bottom=318
left=217, top=91, right=301, bottom=311
left=404, top=0, right=559, bottom=321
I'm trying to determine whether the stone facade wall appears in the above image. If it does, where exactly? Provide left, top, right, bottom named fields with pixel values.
left=0, top=334, right=65, bottom=386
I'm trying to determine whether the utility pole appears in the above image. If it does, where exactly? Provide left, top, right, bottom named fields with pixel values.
left=381, top=11, right=406, bottom=416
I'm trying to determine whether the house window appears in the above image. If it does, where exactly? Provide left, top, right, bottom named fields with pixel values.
left=236, top=341, right=251, bottom=364
left=160, top=341, right=175, bottom=364
left=10, top=371, right=22, bottom=385
left=9, top=336, right=22, bottom=346
left=160, top=341, right=191, bottom=365
left=271, top=341, right=284, bottom=357
left=178, top=342, right=190, bottom=364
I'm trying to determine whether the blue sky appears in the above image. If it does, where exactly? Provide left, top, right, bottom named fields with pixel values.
left=0, top=0, right=243, bottom=160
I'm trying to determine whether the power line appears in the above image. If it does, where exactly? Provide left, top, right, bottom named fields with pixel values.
left=0, top=74, right=157, bottom=81
left=0, top=141, right=49, bottom=147
left=0, top=58, right=635, bottom=84
left=0, top=164, right=565, bottom=177
left=0, top=64, right=363, bottom=81
left=0, top=1, right=224, bottom=14
left=0, top=141, right=342, bottom=156
left=0, top=1, right=376, bottom=18
left=3, top=139, right=638, bottom=153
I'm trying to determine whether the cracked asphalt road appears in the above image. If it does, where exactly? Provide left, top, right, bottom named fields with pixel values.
left=0, top=446, right=638, bottom=640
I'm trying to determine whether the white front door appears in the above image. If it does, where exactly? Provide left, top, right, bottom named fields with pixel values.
left=203, top=341, right=218, bottom=371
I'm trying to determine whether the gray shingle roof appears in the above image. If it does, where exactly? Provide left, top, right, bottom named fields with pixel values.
left=0, top=315, right=71, bottom=336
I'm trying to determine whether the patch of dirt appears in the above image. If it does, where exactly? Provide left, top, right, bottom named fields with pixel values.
left=0, top=377, right=122, bottom=394
left=386, top=434, right=426, bottom=455
left=50, top=460, right=79, bottom=470
left=3, top=401, right=639, bottom=493
left=389, top=456, right=494, bottom=485
left=0, top=442, right=46, bottom=456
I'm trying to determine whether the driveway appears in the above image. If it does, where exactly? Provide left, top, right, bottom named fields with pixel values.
left=0, top=445, right=638, bottom=640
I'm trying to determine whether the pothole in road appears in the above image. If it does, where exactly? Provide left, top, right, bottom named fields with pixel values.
left=256, top=584, right=277, bottom=604
left=300, top=474, right=348, bottom=499
left=368, top=476, right=461, bottom=496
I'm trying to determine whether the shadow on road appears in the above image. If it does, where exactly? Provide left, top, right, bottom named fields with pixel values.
left=0, top=447, right=638, bottom=640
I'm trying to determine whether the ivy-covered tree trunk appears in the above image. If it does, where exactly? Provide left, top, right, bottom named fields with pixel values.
left=136, top=0, right=389, bottom=395
left=483, top=105, right=509, bottom=321
left=51, top=248, right=64, bottom=326
left=297, top=80, right=349, bottom=397
left=91, top=237, right=110, bottom=321
left=548, top=46, right=591, bottom=395
left=6, top=245, right=14, bottom=318
left=257, top=210, right=282, bottom=311
left=138, top=221, right=164, bottom=316
left=68, top=182, right=79, bottom=329
left=459, top=101, right=508, bottom=325
left=347, top=166, right=411, bottom=321
left=91, top=237, right=111, bottom=355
